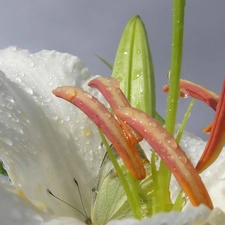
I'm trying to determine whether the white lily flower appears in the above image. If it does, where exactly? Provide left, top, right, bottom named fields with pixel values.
left=0, top=46, right=225, bottom=225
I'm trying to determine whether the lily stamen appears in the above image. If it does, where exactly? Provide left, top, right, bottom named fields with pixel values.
left=53, top=76, right=214, bottom=212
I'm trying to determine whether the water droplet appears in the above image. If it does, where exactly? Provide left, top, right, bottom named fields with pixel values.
left=15, top=127, right=24, bottom=134
left=104, top=112, right=111, bottom=118
left=149, top=121, right=157, bottom=128
left=11, top=114, right=19, bottom=123
left=25, top=87, right=33, bottom=95
left=2, top=137, right=13, bottom=146
left=179, top=155, right=187, bottom=164
left=165, top=137, right=177, bottom=149
left=20, top=72, right=25, bottom=77
left=181, top=192, right=188, bottom=203
left=15, top=77, right=22, bottom=83
left=182, top=93, right=189, bottom=98
left=10, top=46, right=17, bottom=51
left=82, top=127, right=91, bottom=137
left=159, top=147, right=166, bottom=153
left=203, top=169, right=211, bottom=177
left=47, top=81, right=53, bottom=87
left=58, top=118, right=64, bottom=124
left=124, top=51, right=128, bottom=55
left=156, top=140, right=162, bottom=145
left=107, top=86, right=112, bottom=91
left=43, top=97, right=52, bottom=103
left=4, top=95, right=15, bottom=103
left=216, top=172, right=225, bottom=180
left=28, top=62, right=35, bottom=67
left=84, top=92, right=92, bottom=99
left=52, top=115, right=59, bottom=120
left=160, top=132, right=167, bottom=138
left=64, top=115, right=71, bottom=122
left=10, top=63, right=17, bottom=68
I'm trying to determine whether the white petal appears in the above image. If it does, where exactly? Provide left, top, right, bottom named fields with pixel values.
left=1, top=46, right=225, bottom=224
left=8, top=174, right=222, bottom=225
left=0, top=47, right=105, bottom=219
left=106, top=205, right=225, bottom=225
left=0, top=177, right=86, bottom=225
left=199, top=148, right=225, bottom=211
left=172, top=130, right=225, bottom=211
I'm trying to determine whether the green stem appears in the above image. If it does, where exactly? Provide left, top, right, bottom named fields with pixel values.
left=166, top=0, right=185, bottom=134
left=172, top=190, right=185, bottom=211
left=176, top=99, right=195, bottom=143
left=173, top=99, right=195, bottom=211
left=158, top=0, right=186, bottom=211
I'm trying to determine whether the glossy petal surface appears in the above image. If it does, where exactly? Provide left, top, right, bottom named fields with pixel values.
left=0, top=47, right=104, bottom=219
left=0, top=177, right=85, bottom=225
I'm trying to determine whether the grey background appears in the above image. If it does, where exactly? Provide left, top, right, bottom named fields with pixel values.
left=0, top=1, right=224, bottom=140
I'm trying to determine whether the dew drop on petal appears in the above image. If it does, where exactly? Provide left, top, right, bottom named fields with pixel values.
left=2, top=137, right=13, bottom=146
left=203, top=169, right=211, bottom=177
left=64, top=115, right=71, bottom=122
left=11, top=114, right=19, bottom=123
left=4, top=95, right=15, bottom=103
left=47, top=81, right=53, bottom=87
left=58, top=118, right=64, bottom=124
left=10, top=46, right=17, bottom=51
left=28, top=62, right=35, bottom=67
left=52, top=114, right=59, bottom=120
left=43, top=96, right=52, bottom=103
left=25, top=86, right=34, bottom=95
left=15, top=127, right=24, bottom=134
left=82, top=127, right=91, bottom=137
left=216, top=171, right=225, bottom=180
